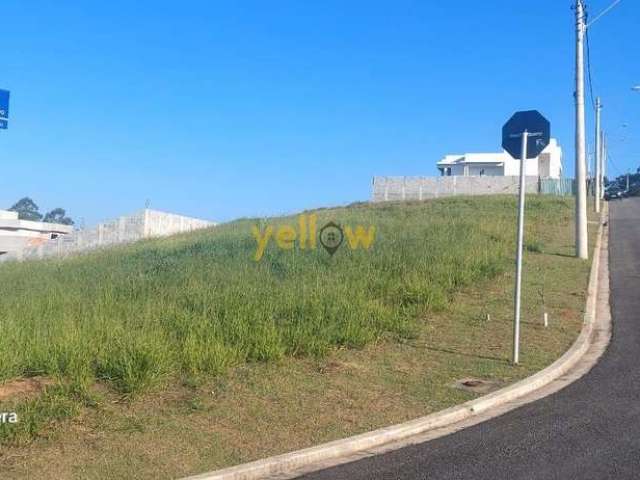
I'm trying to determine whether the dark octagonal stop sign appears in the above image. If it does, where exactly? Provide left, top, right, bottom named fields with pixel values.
left=502, top=110, right=550, bottom=159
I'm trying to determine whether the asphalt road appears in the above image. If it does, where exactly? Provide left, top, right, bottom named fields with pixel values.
left=299, top=198, right=640, bottom=480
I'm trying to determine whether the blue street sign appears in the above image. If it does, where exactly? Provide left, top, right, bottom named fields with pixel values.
left=502, top=110, right=550, bottom=159
left=0, top=119, right=7, bottom=129
left=0, top=89, right=9, bottom=120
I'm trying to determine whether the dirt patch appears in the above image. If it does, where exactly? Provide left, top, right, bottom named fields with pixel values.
left=315, top=361, right=345, bottom=375
left=0, top=377, right=54, bottom=402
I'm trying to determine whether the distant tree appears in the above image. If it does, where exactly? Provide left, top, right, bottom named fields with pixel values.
left=43, top=208, right=74, bottom=225
left=9, top=197, right=43, bottom=221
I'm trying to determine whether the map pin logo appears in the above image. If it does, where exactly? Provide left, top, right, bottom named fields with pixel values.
left=319, top=222, right=344, bottom=256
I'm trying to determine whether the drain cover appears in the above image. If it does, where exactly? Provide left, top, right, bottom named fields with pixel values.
left=462, top=379, right=483, bottom=388
left=454, top=377, right=501, bottom=394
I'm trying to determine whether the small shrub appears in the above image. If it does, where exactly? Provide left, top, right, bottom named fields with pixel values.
left=525, top=240, right=545, bottom=253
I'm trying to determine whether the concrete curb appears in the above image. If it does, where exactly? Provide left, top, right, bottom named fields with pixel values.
left=184, top=207, right=608, bottom=480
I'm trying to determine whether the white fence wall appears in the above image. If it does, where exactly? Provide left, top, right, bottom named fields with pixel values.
left=144, top=209, right=211, bottom=237
left=1, top=209, right=214, bottom=263
left=372, top=176, right=541, bottom=202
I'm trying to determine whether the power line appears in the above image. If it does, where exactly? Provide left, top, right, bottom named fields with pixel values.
left=583, top=0, right=624, bottom=110
left=607, top=152, right=625, bottom=177
left=587, top=0, right=623, bottom=28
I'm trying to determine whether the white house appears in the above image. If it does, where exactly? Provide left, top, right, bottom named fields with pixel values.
left=0, top=210, right=73, bottom=258
left=437, top=138, right=563, bottom=179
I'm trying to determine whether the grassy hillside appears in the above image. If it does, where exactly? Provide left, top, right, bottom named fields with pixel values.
left=0, top=196, right=528, bottom=393
left=0, top=196, right=595, bottom=476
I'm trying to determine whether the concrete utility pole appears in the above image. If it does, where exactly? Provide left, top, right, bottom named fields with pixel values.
left=600, top=129, right=607, bottom=199
left=595, top=97, right=602, bottom=212
left=603, top=133, right=608, bottom=193
left=575, top=0, right=589, bottom=259
left=627, top=171, right=630, bottom=192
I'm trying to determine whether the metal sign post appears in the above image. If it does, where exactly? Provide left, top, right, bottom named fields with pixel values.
left=513, top=131, right=528, bottom=365
left=502, top=110, right=551, bottom=365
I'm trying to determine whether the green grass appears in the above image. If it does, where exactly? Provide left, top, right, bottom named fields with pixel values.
left=0, top=196, right=540, bottom=394
left=0, top=195, right=596, bottom=478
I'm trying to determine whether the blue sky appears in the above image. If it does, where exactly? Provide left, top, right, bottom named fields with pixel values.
left=1, top=1, right=638, bottom=225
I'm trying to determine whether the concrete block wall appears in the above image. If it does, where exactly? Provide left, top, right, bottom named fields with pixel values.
left=372, top=176, right=541, bottom=202
left=144, top=209, right=212, bottom=237
left=1, top=209, right=214, bottom=263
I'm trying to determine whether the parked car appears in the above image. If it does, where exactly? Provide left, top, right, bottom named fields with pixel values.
left=605, top=188, right=623, bottom=201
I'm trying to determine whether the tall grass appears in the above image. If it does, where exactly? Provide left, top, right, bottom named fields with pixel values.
left=0, top=196, right=571, bottom=395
